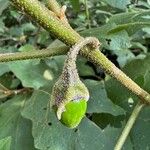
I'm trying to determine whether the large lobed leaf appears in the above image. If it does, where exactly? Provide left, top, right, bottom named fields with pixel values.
left=21, top=86, right=130, bottom=150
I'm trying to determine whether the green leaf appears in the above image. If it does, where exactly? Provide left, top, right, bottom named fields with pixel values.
left=8, top=60, right=53, bottom=89
left=22, top=90, right=76, bottom=150
left=77, top=118, right=132, bottom=150
left=92, top=113, right=125, bottom=129
left=107, top=22, right=150, bottom=35
left=0, top=46, right=18, bottom=54
left=37, top=30, right=50, bottom=45
left=108, top=31, right=131, bottom=51
left=0, top=18, right=5, bottom=33
left=107, top=10, right=150, bottom=35
left=0, top=95, right=36, bottom=150
left=103, top=123, right=133, bottom=150
left=122, top=55, right=150, bottom=79
left=45, top=55, right=66, bottom=79
left=144, top=70, right=150, bottom=92
left=105, top=55, right=150, bottom=110
left=130, top=107, right=150, bottom=150
left=21, top=22, right=36, bottom=32
left=80, top=23, right=116, bottom=40
left=69, top=0, right=80, bottom=12
left=9, top=26, right=23, bottom=37
left=22, top=90, right=132, bottom=150
left=0, top=64, right=9, bottom=76
left=102, top=0, right=130, bottom=10
left=45, top=55, right=95, bottom=80
left=18, top=44, right=36, bottom=52
left=105, top=55, right=150, bottom=149
left=81, top=11, right=150, bottom=40
left=107, top=30, right=134, bottom=67
left=77, top=58, right=95, bottom=77
left=85, top=80, right=125, bottom=116
left=108, top=11, right=150, bottom=25
left=0, top=0, right=9, bottom=15
left=0, top=137, right=11, bottom=150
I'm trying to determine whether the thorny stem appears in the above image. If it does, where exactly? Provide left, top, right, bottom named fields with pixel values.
left=47, top=0, right=61, bottom=16
left=66, top=37, right=99, bottom=64
left=0, top=46, right=68, bottom=62
left=46, top=0, right=72, bottom=28
left=62, top=37, right=100, bottom=84
left=114, top=102, right=145, bottom=150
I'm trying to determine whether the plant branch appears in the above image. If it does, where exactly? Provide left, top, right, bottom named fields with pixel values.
left=10, top=0, right=150, bottom=104
left=114, top=101, right=145, bottom=150
left=0, top=46, right=68, bottom=62
left=46, top=0, right=71, bottom=28
left=47, top=0, right=61, bottom=16
left=0, top=87, right=32, bottom=99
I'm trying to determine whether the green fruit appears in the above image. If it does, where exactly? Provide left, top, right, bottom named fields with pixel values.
left=60, top=99, right=87, bottom=128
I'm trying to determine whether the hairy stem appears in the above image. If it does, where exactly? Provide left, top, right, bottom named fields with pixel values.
left=114, top=102, right=145, bottom=150
left=62, top=37, right=100, bottom=84
left=0, top=46, right=68, bottom=62
left=67, top=37, right=99, bottom=64
left=47, top=0, right=61, bottom=16
left=46, top=0, right=73, bottom=28
left=10, top=0, right=150, bottom=104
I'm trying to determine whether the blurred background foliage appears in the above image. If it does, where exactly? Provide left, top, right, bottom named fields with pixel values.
left=0, top=0, right=150, bottom=150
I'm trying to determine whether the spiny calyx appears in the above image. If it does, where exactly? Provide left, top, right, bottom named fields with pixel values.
left=51, top=37, right=100, bottom=128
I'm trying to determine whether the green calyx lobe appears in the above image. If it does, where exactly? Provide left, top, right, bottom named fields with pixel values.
left=60, top=99, right=87, bottom=128
left=51, top=80, right=89, bottom=128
